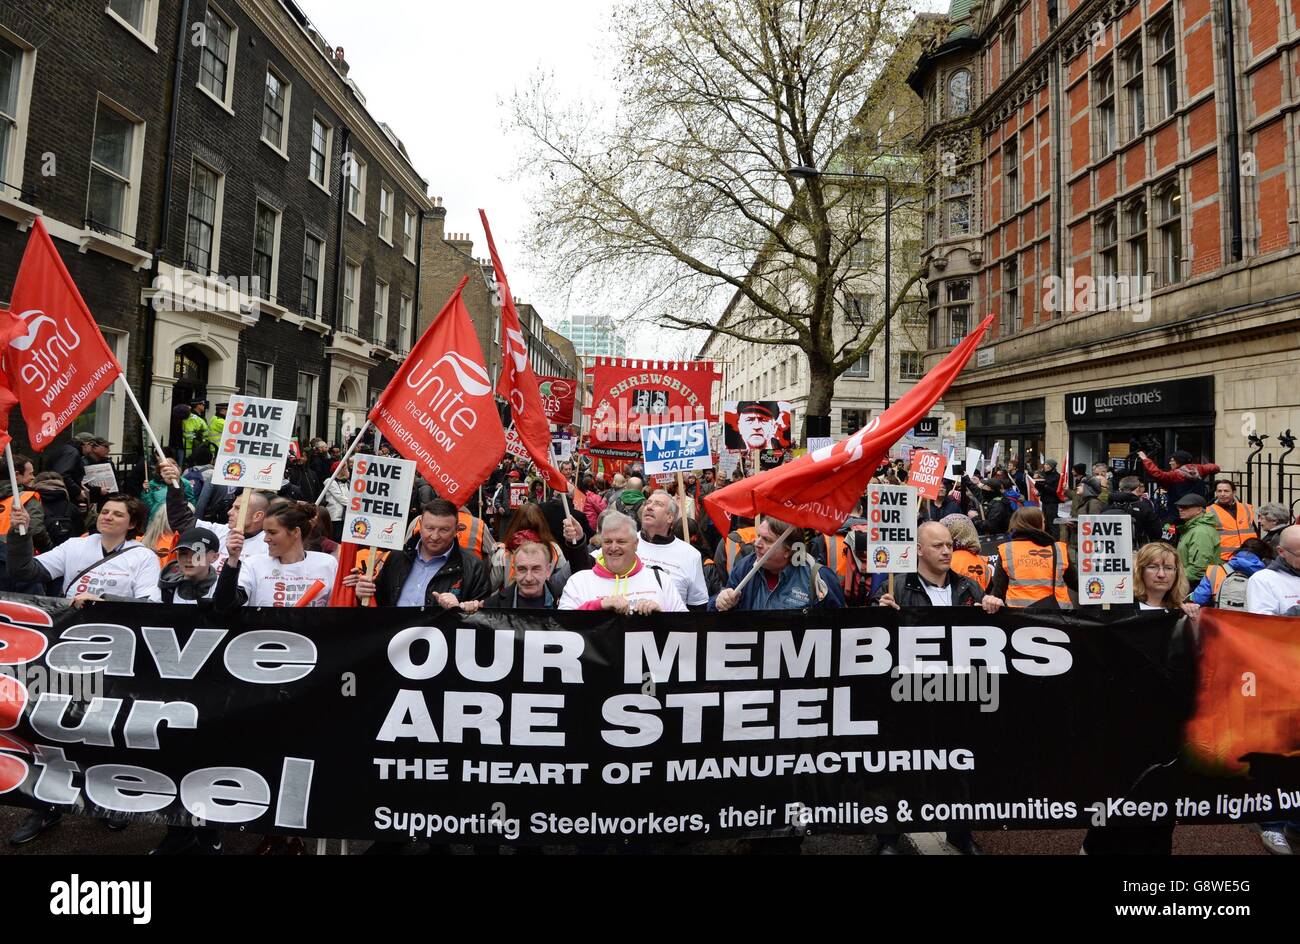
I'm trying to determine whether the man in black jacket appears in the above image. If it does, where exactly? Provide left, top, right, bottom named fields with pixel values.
left=871, top=521, right=1002, bottom=857
left=470, top=541, right=564, bottom=609
left=355, top=498, right=491, bottom=607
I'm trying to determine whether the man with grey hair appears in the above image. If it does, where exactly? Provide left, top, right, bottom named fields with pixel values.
left=1258, top=503, right=1291, bottom=551
left=636, top=491, right=709, bottom=610
left=559, top=511, right=686, bottom=612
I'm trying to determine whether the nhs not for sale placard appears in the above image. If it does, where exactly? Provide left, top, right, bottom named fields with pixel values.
left=212, top=395, right=297, bottom=489
left=343, top=455, right=416, bottom=551
left=865, top=484, right=918, bottom=573
left=640, top=420, right=713, bottom=476
left=1077, top=514, right=1134, bottom=605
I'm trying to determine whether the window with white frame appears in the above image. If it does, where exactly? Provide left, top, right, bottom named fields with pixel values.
left=252, top=202, right=280, bottom=301
left=1153, top=21, right=1177, bottom=121
left=1123, top=44, right=1145, bottom=140
left=308, top=115, right=331, bottom=188
left=300, top=233, right=323, bottom=318
left=0, top=34, right=33, bottom=196
left=1003, top=135, right=1019, bottom=216
left=1004, top=258, right=1021, bottom=333
left=1126, top=198, right=1148, bottom=281
left=848, top=238, right=873, bottom=269
left=71, top=329, right=124, bottom=442
left=1096, top=211, right=1119, bottom=307
left=403, top=210, right=417, bottom=260
left=399, top=294, right=411, bottom=350
left=261, top=66, right=290, bottom=154
left=845, top=350, right=872, bottom=378
left=948, top=195, right=971, bottom=236
left=295, top=372, right=317, bottom=445
left=106, top=0, right=157, bottom=45
left=947, top=280, right=971, bottom=346
left=86, top=98, right=143, bottom=238
left=198, top=4, right=235, bottom=108
left=1095, top=66, right=1116, bottom=157
left=183, top=158, right=222, bottom=272
left=900, top=351, right=924, bottom=380
left=346, top=154, right=366, bottom=220
left=373, top=279, right=389, bottom=343
left=343, top=261, right=359, bottom=330
left=1156, top=181, right=1183, bottom=285
left=245, top=360, right=272, bottom=399
left=379, top=185, right=393, bottom=243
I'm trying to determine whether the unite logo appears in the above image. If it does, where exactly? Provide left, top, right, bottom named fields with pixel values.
left=402, top=351, right=492, bottom=446
left=8, top=307, right=84, bottom=394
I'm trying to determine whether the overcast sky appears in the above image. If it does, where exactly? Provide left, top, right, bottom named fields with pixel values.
left=304, top=0, right=616, bottom=336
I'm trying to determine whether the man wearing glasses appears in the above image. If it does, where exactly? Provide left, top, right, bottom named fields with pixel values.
left=1246, top=525, right=1300, bottom=616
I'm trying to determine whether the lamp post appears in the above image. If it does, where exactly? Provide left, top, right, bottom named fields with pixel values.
left=789, top=164, right=893, bottom=410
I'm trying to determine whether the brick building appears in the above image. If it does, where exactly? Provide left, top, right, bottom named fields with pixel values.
left=912, top=0, right=1300, bottom=486
left=0, top=0, right=431, bottom=462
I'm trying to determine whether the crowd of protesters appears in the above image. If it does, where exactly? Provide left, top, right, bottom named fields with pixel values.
left=2, top=418, right=1298, bottom=856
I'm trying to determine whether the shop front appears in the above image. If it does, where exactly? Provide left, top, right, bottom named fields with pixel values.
left=1064, top=376, right=1215, bottom=474
left=964, top=398, right=1045, bottom=471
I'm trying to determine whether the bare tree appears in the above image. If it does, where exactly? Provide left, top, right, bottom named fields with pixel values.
left=515, top=0, right=936, bottom=424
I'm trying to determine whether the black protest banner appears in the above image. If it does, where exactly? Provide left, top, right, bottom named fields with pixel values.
left=1, top=596, right=1297, bottom=844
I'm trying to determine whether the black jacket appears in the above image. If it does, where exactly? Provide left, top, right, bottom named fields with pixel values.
left=978, top=496, right=1012, bottom=535
left=481, top=577, right=565, bottom=609
left=374, top=540, right=491, bottom=606
left=872, top=570, right=983, bottom=608
left=1102, top=491, right=1160, bottom=546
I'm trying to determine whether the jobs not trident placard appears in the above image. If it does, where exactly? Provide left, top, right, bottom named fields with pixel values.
left=866, top=484, right=918, bottom=573
left=212, top=395, right=297, bottom=489
left=344, top=455, right=417, bottom=552
left=1077, top=514, right=1134, bottom=605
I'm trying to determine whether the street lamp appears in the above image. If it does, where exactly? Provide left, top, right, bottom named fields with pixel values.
left=788, top=164, right=894, bottom=410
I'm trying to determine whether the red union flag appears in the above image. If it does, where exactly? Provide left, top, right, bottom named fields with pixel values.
left=704, top=314, right=995, bottom=535
left=3, top=217, right=124, bottom=450
left=480, top=209, right=567, bottom=491
left=368, top=276, right=504, bottom=502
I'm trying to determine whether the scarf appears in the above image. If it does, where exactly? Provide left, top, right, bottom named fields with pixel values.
left=592, top=557, right=643, bottom=596
left=639, top=531, right=674, bottom=545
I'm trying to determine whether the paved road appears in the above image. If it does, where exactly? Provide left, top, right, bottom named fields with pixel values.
left=0, top=807, right=1269, bottom=854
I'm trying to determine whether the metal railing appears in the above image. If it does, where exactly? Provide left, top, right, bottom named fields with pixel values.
left=1223, top=431, right=1300, bottom=517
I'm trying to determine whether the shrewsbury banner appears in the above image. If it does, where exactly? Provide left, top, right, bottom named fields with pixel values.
left=1, top=599, right=1297, bottom=843
left=586, top=358, right=719, bottom=460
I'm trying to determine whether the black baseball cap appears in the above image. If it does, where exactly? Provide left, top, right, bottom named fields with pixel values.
left=1175, top=493, right=1207, bottom=508
left=177, top=527, right=220, bottom=554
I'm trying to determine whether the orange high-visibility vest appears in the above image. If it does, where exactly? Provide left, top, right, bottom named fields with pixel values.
left=1211, top=501, right=1255, bottom=561
left=356, top=546, right=390, bottom=577
left=456, top=511, right=488, bottom=559
left=997, top=540, right=1070, bottom=606
left=824, top=533, right=850, bottom=583
left=952, top=548, right=990, bottom=591
left=723, top=527, right=758, bottom=572
left=0, top=491, right=37, bottom=534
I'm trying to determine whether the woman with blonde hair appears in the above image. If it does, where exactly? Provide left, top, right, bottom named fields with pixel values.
left=1131, top=540, right=1196, bottom=613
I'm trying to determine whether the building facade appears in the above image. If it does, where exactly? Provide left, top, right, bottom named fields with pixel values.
left=912, top=0, right=1300, bottom=489
left=0, top=0, right=430, bottom=461
left=558, top=312, right=626, bottom=359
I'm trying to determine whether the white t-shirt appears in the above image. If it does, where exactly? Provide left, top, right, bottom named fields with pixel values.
left=921, top=579, right=953, bottom=607
left=635, top=535, right=709, bottom=606
left=1245, top=568, right=1300, bottom=616
left=236, top=552, right=338, bottom=607
left=200, top=519, right=270, bottom=570
left=558, top=563, right=687, bottom=612
left=36, top=535, right=162, bottom=602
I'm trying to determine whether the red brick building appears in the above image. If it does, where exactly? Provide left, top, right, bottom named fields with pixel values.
left=912, top=0, right=1300, bottom=496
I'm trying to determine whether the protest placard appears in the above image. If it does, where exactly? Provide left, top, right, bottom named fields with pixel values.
left=1077, top=514, right=1134, bottom=605
left=865, top=484, right=918, bottom=573
left=343, top=455, right=416, bottom=553
left=509, top=482, right=529, bottom=508
left=640, top=419, right=713, bottom=476
left=211, top=395, right=297, bottom=489
left=908, top=450, right=947, bottom=500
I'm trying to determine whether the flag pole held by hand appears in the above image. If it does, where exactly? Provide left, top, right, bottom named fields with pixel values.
left=4, top=443, right=24, bottom=536
left=116, top=375, right=173, bottom=483
left=235, top=486, right=252, bottom=532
